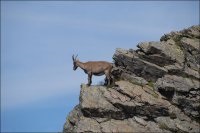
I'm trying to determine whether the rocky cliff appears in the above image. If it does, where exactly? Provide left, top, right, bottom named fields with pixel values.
left=63, top=25, right=200, bottom=133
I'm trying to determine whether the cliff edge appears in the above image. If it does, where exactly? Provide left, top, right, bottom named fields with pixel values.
left=63, top=25, right=200, bottom=133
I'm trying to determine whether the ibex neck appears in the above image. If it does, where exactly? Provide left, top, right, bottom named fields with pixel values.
left=76, top=61, right=85, bottom=70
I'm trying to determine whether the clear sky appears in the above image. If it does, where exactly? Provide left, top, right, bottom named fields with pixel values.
left=1, top=1, right=199, bottom=132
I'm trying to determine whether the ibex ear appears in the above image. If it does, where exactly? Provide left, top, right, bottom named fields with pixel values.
left=72, top=55, right=75, bottom=61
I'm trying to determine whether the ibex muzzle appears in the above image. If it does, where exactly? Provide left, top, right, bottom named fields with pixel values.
left=72, top=54, right=113, bottom=86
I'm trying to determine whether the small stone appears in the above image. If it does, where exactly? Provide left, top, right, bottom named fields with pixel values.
left=134, top=116, right=147, bottom=126
left=190, top=90, right=197, bottom=95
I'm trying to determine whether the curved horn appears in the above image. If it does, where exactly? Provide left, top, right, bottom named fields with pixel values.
left=75, top=54, right=78, bottom=60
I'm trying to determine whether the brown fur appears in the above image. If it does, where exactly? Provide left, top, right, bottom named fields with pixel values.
left=72, top=55, right=112, bottom=86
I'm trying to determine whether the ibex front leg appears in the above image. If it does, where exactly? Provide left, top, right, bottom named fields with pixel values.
left=87, top=73, right=92, bottom=86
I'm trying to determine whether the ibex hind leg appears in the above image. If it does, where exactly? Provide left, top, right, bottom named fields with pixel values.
left=105, top=74, right=111, bottom=86
left=106, top=75, right=115, bottom=87
left=110, top=75, right=115, bottom=86
left=104, top=77, right=108, bottom=86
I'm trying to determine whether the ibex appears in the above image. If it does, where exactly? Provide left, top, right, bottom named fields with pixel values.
left=72, top=55, right=113, bottom=86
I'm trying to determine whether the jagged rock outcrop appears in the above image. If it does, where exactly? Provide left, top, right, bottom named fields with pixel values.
left=63, top=25, right=200, bottom=133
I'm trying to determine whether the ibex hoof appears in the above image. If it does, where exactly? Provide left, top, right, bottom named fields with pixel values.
left=87, top=84, right=91, bottom=86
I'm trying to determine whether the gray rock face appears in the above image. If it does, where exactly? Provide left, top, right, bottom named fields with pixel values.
left=64, top=81, right=199, bottom=133
left=113, top=48, right=168, bottom=82
left=155, top=75, right=200, bottom=120
left=112, top=25, right=200, bottom=122
left=63, top=25, right=200, bottom=133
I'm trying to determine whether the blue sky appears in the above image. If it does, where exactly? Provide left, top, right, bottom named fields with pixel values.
left=1, top=1, right=199, bottom=132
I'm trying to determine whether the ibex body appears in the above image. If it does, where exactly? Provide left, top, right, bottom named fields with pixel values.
left=72, top=55, right=113, bottom=86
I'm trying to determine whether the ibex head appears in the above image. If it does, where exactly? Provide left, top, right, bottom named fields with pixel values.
left=72, top=54, right=78, bottom=70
